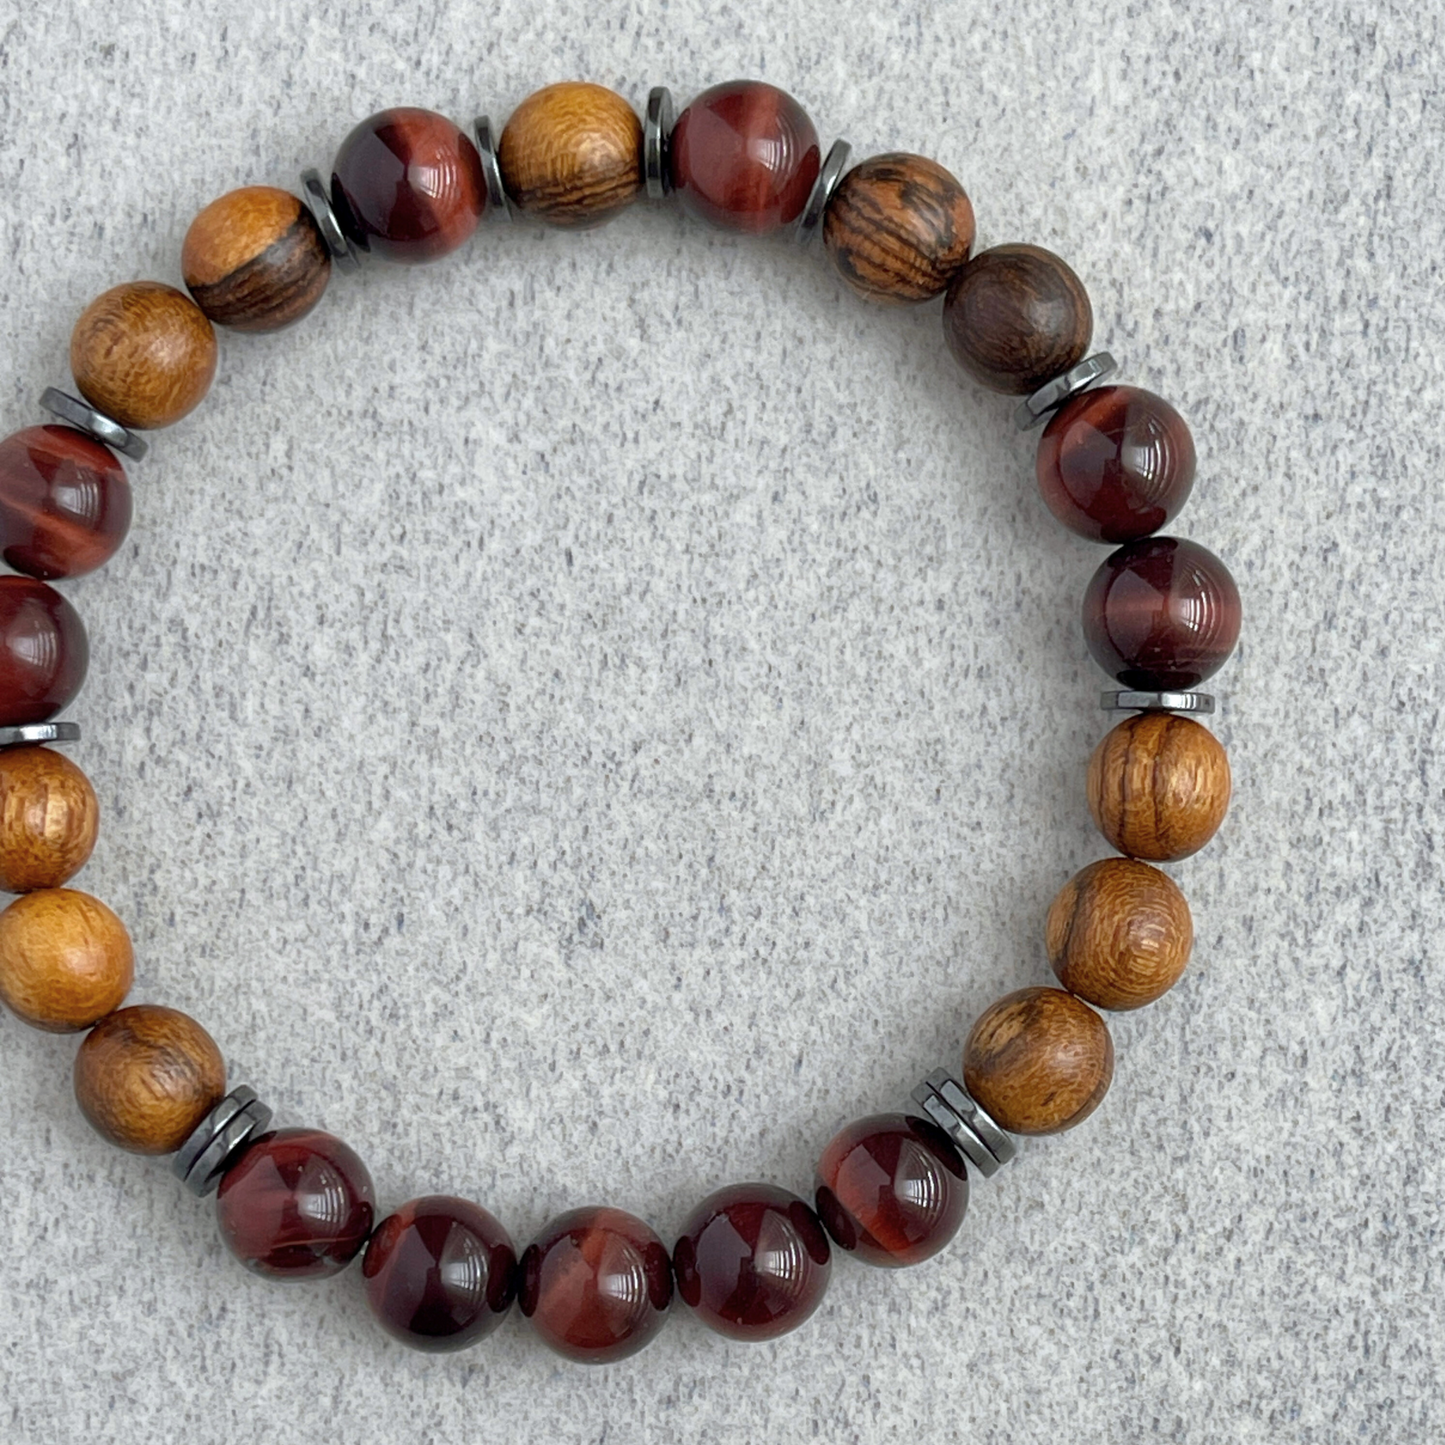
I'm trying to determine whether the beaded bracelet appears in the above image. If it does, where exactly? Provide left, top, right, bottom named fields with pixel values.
left=0, top=78, right=1240, bottom=1363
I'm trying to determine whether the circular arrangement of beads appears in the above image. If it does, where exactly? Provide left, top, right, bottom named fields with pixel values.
left=0, top=77, right=1239, bottom=1362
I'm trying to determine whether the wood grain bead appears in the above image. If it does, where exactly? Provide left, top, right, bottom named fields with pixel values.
left=1087, top=712, right=1231, bottom=862
left=0, top=887, right=132, bottom=1032
left=73, top=1004, right=226, bottom=1154
left=182, top=186, right=331, bottom=332
left=0, top=745, right=99, bottom=893
left=1046, top=857, right=1194, bottom=1010
left=822, top=153, right=976, bottom=304
left=942, top=243, right=1093, bottom=394
left=498, top=82, right=643, bottom=228
left=962, top=986, right=1113, bottom=1135
left=70, top=281, right=218, bottom=430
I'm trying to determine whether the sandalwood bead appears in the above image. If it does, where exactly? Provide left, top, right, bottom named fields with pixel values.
left=963, top=986, right=1113, bottom=1135
left=0, top=887, right=132, bottom=1032
left=1046, top=857, right=1193, bottom=1010
left=73, top=1004, right=226, bottom=1154
left=1087, top=712, right=1231, bottom=861
left=0, top=745, right=99, bottom=893
left=498, top=82, right=643, bottom=228
left=182, top=186, right=331, bottom=332
left=822, top=153, right=976, bottom=304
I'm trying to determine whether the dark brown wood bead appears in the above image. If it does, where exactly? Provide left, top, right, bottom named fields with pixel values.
left=822, top=153, right=976, bottom=304
left=0, top=887, right=132, bottom=1032
left=1046, top=857, right=1193, bottom=1010
left=963, top=986, right=1113, bottom=1135
left=0, top=745, right=99, bottom=893
left=1087, top=713, right=1231, bottom=862
left=498, top=82, right=643, bottom=228
left=73, top=1004, right=226, bottom=1154
left=70, top=281, right=218, bottom=430
left=182, top=186, right=331, bottom=332
left=941, top=243, right=1093, bottom=394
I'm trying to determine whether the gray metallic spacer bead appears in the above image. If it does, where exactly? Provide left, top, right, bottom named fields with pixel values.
left=1014, top=352, right=1118, bottom=431
left=0, top=721, right=81, bottom=748
left=300, top=168, right=361, bottom=271
left=472, top=117, right=512, bottom=221
left=171, top=1086, right=273, bottom=1197
left=794, top=139, right=852, bottom=244
left=911, top=1069, right=1016, bottom=1178
left=1103, top=689, right=1216, bottom=715
left=38, top=387, right=148, bottom=461
left=644, top=87, right=675, bottom=200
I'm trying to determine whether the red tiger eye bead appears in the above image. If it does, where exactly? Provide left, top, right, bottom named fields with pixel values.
left=1082, top=536, right=1241, bottom=689
left=1036, top=386, right=1196, bottom=543
left=814, top=1113, right=969, bottom=1267
left=216, top=1128, right=375, bottom=1280
left=0, top=576, right=89, bottom=727
left=669, top=80, right=821, bottom=234
left=331, top=107, right=486, bottom=263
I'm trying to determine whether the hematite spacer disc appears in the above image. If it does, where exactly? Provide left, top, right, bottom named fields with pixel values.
left=300, top=168, right=361, bottom=271
left=644, top=87, right=675, bottom=200
left=38, top=388, right=148, bottom=461
left=911, top=1069, right=1016, bottom=1178
left=0, top=721, right=81, bottom=749
left=794, top=139, right=852, bottom=244
left=172, top=1086, right=274, bottom=1196
left=1102, top=689, right=1216, bottom=715
left=471, top=117, right=512, bottom=221
left=1014, top=352, right=1118, bottom=430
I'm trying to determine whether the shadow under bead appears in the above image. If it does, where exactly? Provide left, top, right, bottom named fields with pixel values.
left=0, top=744, right=99, bottom=893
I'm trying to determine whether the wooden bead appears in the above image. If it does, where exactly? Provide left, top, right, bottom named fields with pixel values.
left=1046, top=857, right=1193, bottom=1010
left=822, top=153, right=976, bottom=304
left=70, top=281, right=217, bottom=430
left=0, top=745, right=99, bottom=893
left=73, top=1004, right=226, bottom=1154
left=942, top=243, right=1093, bottom=394
left=1087, top=713, right=1231, bottom=862
left=182, top=186, right=331, bottom=332
left=498, top=82, right=643, bottom=228
left=963, top=986, right=1113, bottom=1135
left=0, top=887, right=132, bottom=1032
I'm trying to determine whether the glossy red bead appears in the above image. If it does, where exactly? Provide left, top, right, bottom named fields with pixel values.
left=518, top=1206, right=673, bottom=1364
left=215, top=1128, right=375, bottom=1280
left=1036, top=386, right=1196, bottom=543
left=331, top=107, right=486, bottom=263
left=669, top=80, right=821, bottom=234
left=1083, top=536, right=1242, bottom=689
left=0, top=576, right=89, bottom=727
left=814, top=1113, right=969, bottom=1267
left=672, top=1182, right=832, bottom=1341
left=363, top=1195, right=516, bottom=1351
left=0, top=426, right=132, bottom=580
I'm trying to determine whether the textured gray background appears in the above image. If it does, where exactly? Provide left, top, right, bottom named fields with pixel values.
left=0, top=1, right=1440, bottom=1441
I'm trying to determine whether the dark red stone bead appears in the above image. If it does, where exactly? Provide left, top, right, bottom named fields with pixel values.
left=0, top=576, right=88, bottom=728
left=1036, top=386, right=1196, bottom=543
left=518, top=1206, right=673, bottom=1364
left=669, top=80, right=821, bottom=234
left=362, top=1195, right=516, bottom=1352
left=672, top=1182, right=832, bottom=1341
left=215, top=1128, right=375, bottom=1280
left=0, top=426, right=132, bottom=580
left=1082, top=536, right=1242, bottom=689
left=814, top=1113, right=969, bottom=1268
left=331, top=107, right=486, bottom=263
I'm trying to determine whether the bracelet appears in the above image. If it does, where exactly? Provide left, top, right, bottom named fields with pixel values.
left=0, top=77, right=1240, bottom=1364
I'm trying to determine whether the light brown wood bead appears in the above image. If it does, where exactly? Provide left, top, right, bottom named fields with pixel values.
left=70, top=280, right=218, bottom=430
left=963, top=986, right=1114, bottom=1135
left=498, top=81, right=644, bottom=228
left=0, top=887, right=132, bottom=1032
left=73, top=1004, right=226, bottom=1153
left=1087, top=712, right=1231, bottom=862
left=1046, top=857, right=1193, bottom=1010
left=0, top=745, right=99, bottom=893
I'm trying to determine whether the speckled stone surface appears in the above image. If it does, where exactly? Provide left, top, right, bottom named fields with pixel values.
left=0, top=2, right=1440, bottom=1442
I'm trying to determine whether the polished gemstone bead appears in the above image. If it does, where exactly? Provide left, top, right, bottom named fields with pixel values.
left=1082, top=536, right=1241, bottom=689
left=673, top=1183, right=832, bottom=1341
left=669, top=80, right=821, bottom=234
left=1036, top=385, right=1196, bottom=542
left=330, top=108, right=486, bottom=263
left=216, top=1128, right=375, bottom=1279
left=0, top=576, right=88, bottom=727
left=0, top=426, right=132, bottom=579
left=518, top=1206, right=673, bottom=1364
left=363, top=1195, right=517, bottom=1352
left=814, top=1113, right=968, bottom=1267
